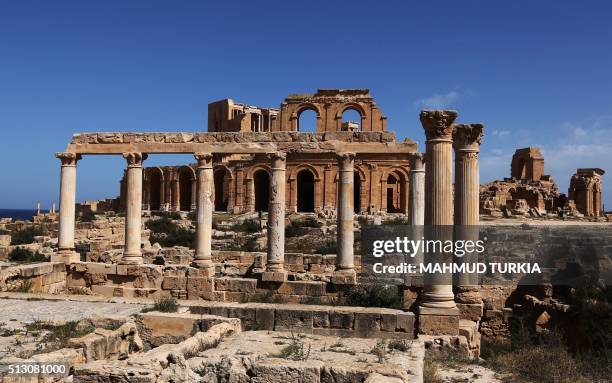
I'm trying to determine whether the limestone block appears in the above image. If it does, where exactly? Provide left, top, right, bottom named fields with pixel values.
left=0, top=235, right=11, bottom=246
left=274, top=308, right=314, bottom=333
left=18, top=262, right=54, bottom=277
left=85, top=262, right=117, bottom=275
left=312, top=309, right=330, bottom=328
left=255, top=305, right=276, bottom=330
left=418, top=307, right=460, bottom=335
left=250, top=359, right=323, bottom=383
left=186, top=277, right=215, bottom=300
left=162, top=276, right=187, bottom=290
left=214, top=277, right=258, bottom=293
left=396, top=312, right=415, bottom=335
left=354, top=312, right=380, bottom=337
left=276, top=281, right=326, bottom=296
left=457, top=303, right=484, bottom=321
left=380, top=312, right=397, bottom=332
left=138, top=312, right=201, bottom=346
left=227, top=306, right=256, bottom=330
left=329, top=311, right=354, bottom=329
left=261, top=271, right=287, bottom=282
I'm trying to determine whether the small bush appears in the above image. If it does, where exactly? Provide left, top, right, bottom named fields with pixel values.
left=285, top=223, right=299, bottom=237
left=275, top=333, right=311, bottom=361
left=146, top=217, right=177, bottom=235
left=340, top=283, right=402, bottom=309
left=8, top=279, right=33, bottom=293
left=370, top=339, right=387, bottom=363
left=233, top=219, right=260, bottom=233
left=187, top=211, right=197, bottom=221
left=142, top=297, right=179, bottom=313
left=290, top=216, right=321, bottom=228
left=388, top=339, right=411, bottom=352
left=8, top=248, right=46, bottom=263
left=315, top=239, right=337, bottom=254
left=25, top=320, right=95, bottom=354
left=11, top=227, right=46, bottom=245
left=78, top=210, right=96, bottom=222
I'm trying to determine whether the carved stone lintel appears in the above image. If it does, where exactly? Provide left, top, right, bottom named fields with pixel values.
left=453, top=123, right=484, bottom=149
left=420, top=110, right=458, bottom=140
left=55, top=152, right=82, bottom=166
left=123, top=152, right=148, bottom=167
left=194, top=152, right=213, bottom=168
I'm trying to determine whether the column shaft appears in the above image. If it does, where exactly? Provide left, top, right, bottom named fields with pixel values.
left=54, top=152, right=81, bottom=263
left=193, top=153, right=214, bottom=274
left=409, top=154, right=425, bottom=226
left=336, top=152, right=355, bottom=271
left=121, top=152, right=147, bottom=265
left=266, top=152, right=286, bottom=274
left=420, top=110, right=457, bottom=309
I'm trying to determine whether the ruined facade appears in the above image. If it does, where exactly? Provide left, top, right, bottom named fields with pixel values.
left=568, top=168, right=605, bottom=217
left=121, top=89, right=413, bottom=215
left=480, top=147, right=566, bottom=215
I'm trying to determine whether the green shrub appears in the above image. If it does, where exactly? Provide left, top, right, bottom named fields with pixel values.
left=146, top=217, right=177, bottom=234
left=8, top=279, right=33, bottom=293
left=150, top=227, right=194, bottom=248
left=10, top=227, right=46, bottom=245
left=187, top=211, right=197, bottom=221
left=275, top=332, right=311, bottom=361
left=340, top=283, right=401, bottom=309
left=142, top=297, right=179, bottom=313
left=233, top=219, right=260, bottom=233
left=285, top=223, right=299, bottom=237
left=315, top=239, right=337, bottom=254
left=8, top=248, right=45, bottom=263
left=78, top=210, right=96, bottom=222
left=25, top=320, right=95, bottom=354
left=290, top=216, right=322, bottom=228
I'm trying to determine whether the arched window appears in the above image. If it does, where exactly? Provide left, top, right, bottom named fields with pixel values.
left=253, top=170, right=270, bottom=212
left=298, top=109, right=318, bottom=132
left=214, top=169, right=229, bottom=211
left=341, top=108, right=361, bottom=131
left=178, top=167, right=194, bottom=211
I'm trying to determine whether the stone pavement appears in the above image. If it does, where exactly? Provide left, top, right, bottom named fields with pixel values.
left=0, top=298, right=144, bottom=324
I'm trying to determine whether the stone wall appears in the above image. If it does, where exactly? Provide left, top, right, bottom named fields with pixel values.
left=0, top=262, right=66, bottom=293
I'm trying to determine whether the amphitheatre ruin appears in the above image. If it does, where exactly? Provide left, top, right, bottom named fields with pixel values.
left=0, top=89, right=609, bottom=382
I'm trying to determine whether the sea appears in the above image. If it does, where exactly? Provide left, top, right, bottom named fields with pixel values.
left=0, top=209, right=37, bottom=221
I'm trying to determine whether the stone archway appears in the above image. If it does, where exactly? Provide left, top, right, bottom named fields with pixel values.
left=254, top=169, right=270, bottom=212
left=148, top=168, right=163, bottom=211
left=387, top=174, right=400, bottom=212
left=214, top=169, right=229, bottom=212
left=297, top=169, right=315, bottom=212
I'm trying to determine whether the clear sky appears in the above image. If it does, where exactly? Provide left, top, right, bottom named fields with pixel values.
left=1, top=0, right=611, bottom=210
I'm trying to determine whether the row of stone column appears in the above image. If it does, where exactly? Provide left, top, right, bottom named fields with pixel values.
left=53, top=151, right=358, bottom=282
left=417, top=110, right=484, bottom=310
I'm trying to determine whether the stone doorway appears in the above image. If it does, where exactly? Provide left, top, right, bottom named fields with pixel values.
left=214, top=169, right=229, bottom=212
left=297, top=169, right=315, bottom=212
left=254, top=170, right=270, bottom=212
left=354, top=172, right=361, bottom=213
left=178, top=167, right=193, bottom=211
left=149, top=169, right=162, bottom=211
left=387, top=174, right=400, bottom=213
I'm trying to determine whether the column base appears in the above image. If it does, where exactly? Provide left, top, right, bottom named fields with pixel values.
left=119, top=253, right=143, bottom=265
left=51, top=250, right=81, bottom=264
left=331, top=269, right=356, bottom=285
left=418, top=306, right=460, bottom=335
left=261, top=270, right=287, bottom=282
left=191, top=261, right=215, bottom=277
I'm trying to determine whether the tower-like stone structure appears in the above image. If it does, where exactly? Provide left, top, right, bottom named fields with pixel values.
left=568, top=168, right=605, bottom=217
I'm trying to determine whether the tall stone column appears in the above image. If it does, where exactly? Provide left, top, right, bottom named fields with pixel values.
left=52, top=152, right=82, bottom=263
left=120, top=152, right=147, bottom=265
left=190, top=178, right=197, bottom=211
left=193, top=153, right=214, bottom=275
left=418, top=110, right=459, bottom=334
left=172, top=175, right=180, bottom=211
left=409, top=153, right=425, bottom=226
left=263, top=152, right=287, bottom=281
left=453, top=124, right=484, bottom=304
left=332, top=152, right=356, bottom=284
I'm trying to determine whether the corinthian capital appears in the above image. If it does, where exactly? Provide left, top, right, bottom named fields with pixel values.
left=420, top=110, right=458, bottom=140
left=55, top=152, right=82, bottom=166
left=337, top=152, right=356, bottom=169
left=123, top=152, right=148, bottom=167
left=453, top=123, right=484, bottom=149
left=267, top=151, right=286, bottom=162
left=194, top=152, right=213, bottom=168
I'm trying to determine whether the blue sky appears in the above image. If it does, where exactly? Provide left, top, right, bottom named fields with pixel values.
left=1, top=0, right=611, bottom=209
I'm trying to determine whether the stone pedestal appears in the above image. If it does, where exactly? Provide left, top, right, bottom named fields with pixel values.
left=52, top=152, right=82, bottom=264
left=120, top=152, right=147, bottom=265
left=192, top=153, right=214, bottom=276
left=418, top=306, right=460, bottom=335
left=263, top=152, right=287, bottom=282
left=419, top=110, right=457, bottom=315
